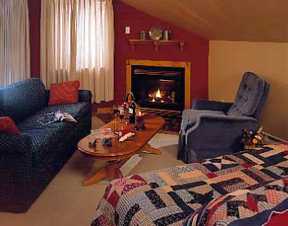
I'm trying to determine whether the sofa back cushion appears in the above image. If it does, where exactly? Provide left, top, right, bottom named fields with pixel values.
left=0, top=79, right=47, bottom=122
left=227, top=72, right=266, bottom=117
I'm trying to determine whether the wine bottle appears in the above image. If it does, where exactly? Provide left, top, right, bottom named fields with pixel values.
left=128, top=100, right=136, bottom=124
left=125, top=92, right=137, bottom=124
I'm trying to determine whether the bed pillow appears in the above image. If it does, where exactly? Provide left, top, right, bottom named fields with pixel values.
left=48, top=80, right=80, bottom=105
left=0, top=116, right=20, bottom=135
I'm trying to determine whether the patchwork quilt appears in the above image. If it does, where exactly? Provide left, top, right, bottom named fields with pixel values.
left=91, top=144, right=288, bottom=226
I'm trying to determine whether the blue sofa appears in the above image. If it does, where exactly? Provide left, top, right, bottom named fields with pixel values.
left=0, top=78, right=92, bottom=213
left=178, top=72, right=270, bottom=163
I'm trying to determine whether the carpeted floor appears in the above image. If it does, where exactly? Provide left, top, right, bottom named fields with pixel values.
left=0, top=117, right=183, bottom=226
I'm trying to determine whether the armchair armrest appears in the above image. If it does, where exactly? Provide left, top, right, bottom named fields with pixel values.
left=187, top=114, right=257, bottom=134
left=79, top=90, right=92, bottom=103
left=199, top=114, right=257, bottom=123
left=192, top=99, right=233, bottom=113
left=184, top=115, right=258, bottom=160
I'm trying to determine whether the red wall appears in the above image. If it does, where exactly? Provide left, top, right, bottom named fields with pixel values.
left=113, top=1, right=209, bottom=103
left=28, top=0, right=209, bottom=103
left=28, top=0, right=41, bottom=77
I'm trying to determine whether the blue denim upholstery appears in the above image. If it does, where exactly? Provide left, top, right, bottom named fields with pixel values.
left=227, top=72, right=267, bottom=117
left=0, top=79, right=47, bottom=122
left=178, top=72, right=270, bottom=163
left=18, top=102, right=90, bottom=130
left=0, top=78, right=92, bottom=213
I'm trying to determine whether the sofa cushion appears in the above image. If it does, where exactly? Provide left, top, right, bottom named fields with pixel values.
left=227, top=72, right=265, bottom=117
left=0, top=79, right=47, bottom=122
left=17, top=102, right=90, bottom=131
left=43, top=102, right=90, bottom=120
left=22, top=124, right=75, bottom=163
left=48, top=80, right=80, bottom=106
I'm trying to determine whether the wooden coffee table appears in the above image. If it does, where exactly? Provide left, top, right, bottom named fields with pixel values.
left=77, top=116, right=165, bottom=186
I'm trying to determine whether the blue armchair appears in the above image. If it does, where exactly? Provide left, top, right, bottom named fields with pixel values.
left=178, top=72, right=270, bottom=163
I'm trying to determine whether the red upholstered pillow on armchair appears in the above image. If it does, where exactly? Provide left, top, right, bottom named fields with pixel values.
left=48, top=80, right=80, bottom=105
left=0, top=117, right=20, bottom=135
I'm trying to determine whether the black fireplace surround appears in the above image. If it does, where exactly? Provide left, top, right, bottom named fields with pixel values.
left=131, top=65, right=185, bottom=111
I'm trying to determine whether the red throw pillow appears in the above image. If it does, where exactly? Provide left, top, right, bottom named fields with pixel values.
left=48, top=80, right=80, bottom=105
left=0, top=117, right=20, bottom=135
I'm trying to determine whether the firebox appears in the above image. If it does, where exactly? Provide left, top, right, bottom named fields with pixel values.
left=131, top=65, right=185, bottom=110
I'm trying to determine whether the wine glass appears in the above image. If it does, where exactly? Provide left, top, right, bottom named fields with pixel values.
left=119, top=105, right=124, bottom=122
left=112, top=104, right=120, bottom=132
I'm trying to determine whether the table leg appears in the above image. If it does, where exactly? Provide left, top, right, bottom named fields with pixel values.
left=82, top=161, right=124, bottom=186
left=142, top=144, right=161, bottom=155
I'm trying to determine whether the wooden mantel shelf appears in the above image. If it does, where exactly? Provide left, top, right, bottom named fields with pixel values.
left=128, top=39, right=185, bottom=51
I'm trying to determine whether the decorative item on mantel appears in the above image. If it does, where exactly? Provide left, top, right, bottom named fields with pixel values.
left=129, top=27, right=184, bottom=51
left=163, top=30, right=171, bottom=40
left=148, top=27, right=163, bottom=40
left=140, top=31, right=146, bottom=40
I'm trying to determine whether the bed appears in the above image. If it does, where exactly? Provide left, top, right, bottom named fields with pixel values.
left=91, top=144, right=288, bottom=226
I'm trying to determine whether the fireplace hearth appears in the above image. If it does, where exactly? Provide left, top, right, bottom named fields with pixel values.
left=131, top=65, right=185, bottom=110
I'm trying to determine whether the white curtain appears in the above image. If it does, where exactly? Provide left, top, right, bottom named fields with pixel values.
left=41, top=0, right=114, bottom=103
left=0, top=0, right=30, bottom=87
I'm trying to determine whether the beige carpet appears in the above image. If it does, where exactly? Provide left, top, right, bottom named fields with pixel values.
left=0, top=117, right=183, bottom=226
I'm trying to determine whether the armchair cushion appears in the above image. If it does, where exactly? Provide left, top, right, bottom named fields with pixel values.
left=227, top=72, right=265, bottom=117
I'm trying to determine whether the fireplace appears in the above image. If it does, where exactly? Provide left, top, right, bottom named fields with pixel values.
left=126, top=60, right=191, bottom=110
left=131, top=66, right=184, bottom=110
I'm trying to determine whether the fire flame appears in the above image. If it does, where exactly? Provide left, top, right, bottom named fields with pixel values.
left=155, top=88, right=162, bottom=99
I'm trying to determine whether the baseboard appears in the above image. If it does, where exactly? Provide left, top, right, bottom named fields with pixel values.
left=262, top=131, right=288, bottom=144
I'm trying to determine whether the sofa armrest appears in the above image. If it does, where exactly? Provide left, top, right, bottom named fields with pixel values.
left=79, top=90, right=92, bottom=103
left=0, top=133, right=34, bottom=212
left=192, top=99, right=233, bottom=113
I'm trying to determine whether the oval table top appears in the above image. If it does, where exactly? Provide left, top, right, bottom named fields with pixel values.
left=77, top=116, right=165, bottom=161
